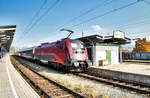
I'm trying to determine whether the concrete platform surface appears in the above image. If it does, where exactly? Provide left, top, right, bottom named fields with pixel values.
left=94, top=62, right=150, bottom=75
left=87, top=62, right=150, bottom=86
left=0, top=54, right=40, bottom=98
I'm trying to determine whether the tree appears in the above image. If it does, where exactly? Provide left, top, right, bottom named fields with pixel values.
left=133, top=38, right=150, bottom=52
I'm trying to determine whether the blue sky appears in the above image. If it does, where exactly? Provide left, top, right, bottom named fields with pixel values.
left=1, top=0, right=150, bottom=49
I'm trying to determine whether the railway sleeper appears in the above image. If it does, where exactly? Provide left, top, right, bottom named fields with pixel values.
left=12, top=56, right=85, bottom=98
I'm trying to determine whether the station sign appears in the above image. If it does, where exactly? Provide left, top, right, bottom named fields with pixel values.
left=113, top=30, right=125, bottom=39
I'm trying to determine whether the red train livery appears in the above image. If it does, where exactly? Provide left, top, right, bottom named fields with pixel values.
left=18, top=38, right=91, bottom=72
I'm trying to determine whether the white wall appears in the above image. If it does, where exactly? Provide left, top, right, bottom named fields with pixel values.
left=94, top=46, right=119, bottom=66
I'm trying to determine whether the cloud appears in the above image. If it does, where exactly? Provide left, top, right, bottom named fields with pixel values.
left=91, top=25, right=103, bottom=31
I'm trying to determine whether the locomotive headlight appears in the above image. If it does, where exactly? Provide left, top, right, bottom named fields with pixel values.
left=74, top=62, right=79, bottom=67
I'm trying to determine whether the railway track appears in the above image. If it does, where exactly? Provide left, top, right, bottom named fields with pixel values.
left=14, top=56, right=150, bottom=97
left=73, top=73, right=150, bottom=96
left=11, top=56, right=85, bottom=98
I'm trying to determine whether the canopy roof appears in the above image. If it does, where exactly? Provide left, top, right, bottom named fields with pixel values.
left=0, top=25, right=16, bottom=51
left=76, top=34, right=131, bottom=46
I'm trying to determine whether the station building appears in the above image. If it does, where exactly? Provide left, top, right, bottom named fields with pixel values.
left=77, top=31, right=131, bottom=66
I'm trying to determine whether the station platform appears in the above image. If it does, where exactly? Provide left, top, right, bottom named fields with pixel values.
left=87, top=62, right=150, bottom=86
left=0, top=54, right=40, bottom=98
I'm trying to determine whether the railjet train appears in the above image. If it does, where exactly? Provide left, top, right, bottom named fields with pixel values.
left=17, top=29, right=91, bottom=72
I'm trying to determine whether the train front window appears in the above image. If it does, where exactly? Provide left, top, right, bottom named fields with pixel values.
left=71, top=40, right=85, bottom=53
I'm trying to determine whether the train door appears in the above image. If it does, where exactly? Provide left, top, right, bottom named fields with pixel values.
left=59, top=42, right=68, bottom=60
left=87, top=46, right=94, bottom=65
left=106, top=50, right=111, bottom=64
left=87, top=47, right=92, bottom=61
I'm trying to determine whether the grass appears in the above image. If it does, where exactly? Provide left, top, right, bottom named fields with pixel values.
left=45, top=74, right=100, bottom=97
left=41, top=71, right=106, bottom=98
left=50, top=76, right=100, bottom=98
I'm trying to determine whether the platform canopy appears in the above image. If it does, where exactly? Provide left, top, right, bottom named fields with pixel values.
left=76, top=34, right=131, bottom=46
left=0, top=25, right=16, bottom=51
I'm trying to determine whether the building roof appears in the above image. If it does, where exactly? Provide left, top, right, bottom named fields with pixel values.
left=0, top=25, right=16, bottom=51
left=76, top=34, right=131, bottom=46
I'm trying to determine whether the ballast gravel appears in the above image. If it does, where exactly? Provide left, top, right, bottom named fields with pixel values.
left=17, top=58, right=148, bottom=98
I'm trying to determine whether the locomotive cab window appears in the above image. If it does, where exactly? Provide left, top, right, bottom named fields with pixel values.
left=59, top=43, right=67, bottom=51
left=71, top=40, right=85, bottom=53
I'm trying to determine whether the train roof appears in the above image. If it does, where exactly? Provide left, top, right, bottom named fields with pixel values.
left=19, top=46, right=37, bottom=52
left=39, top=38, right=71, bottom=48
left=38, top=38, right=83, bottom=48
left=19, top=38, right=82, bottom=52
left=40, top=42, right=57, bottom=48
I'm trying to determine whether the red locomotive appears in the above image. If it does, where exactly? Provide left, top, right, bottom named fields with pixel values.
left=18, top=29, right=91, bottom=72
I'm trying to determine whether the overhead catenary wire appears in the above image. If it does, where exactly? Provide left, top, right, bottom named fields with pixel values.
left=65, top=0, right=144, bottom=29
left=17, top=0, right=48, bottom=42
left=113, top=21, right=150, bottom=38
left=143, top=0, right=150, bottom=5
left=22, top=0, right=48, bottom=35
left=17, top=0, right=148, bottom=46
left=102, top=11, right=150, bottom=29
left=56, top=0, right=114, bottom=30
left=19, top=0, right=60, bottom=41
left=127, top=30, right=150, bottom=39
left=95, top=0, right=150, bottom=37
left=114, top=17, right=150, bottom=30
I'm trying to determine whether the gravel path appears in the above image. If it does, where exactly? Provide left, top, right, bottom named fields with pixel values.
left=17, top=57, right=149, bottom=98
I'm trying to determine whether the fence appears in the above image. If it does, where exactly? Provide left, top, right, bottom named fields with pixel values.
left=122, top=52, right=150, bottom=60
